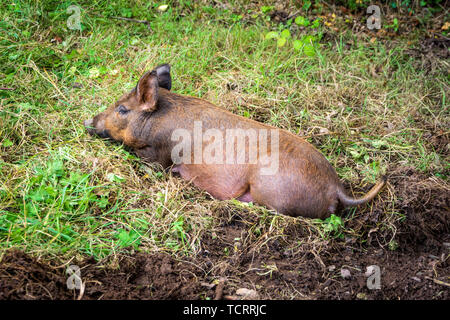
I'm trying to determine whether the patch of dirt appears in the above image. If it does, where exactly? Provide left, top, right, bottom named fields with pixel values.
left=314, top=248, right=449, bottom=300
left=0, top=251, right=211, bottom=300
left=82, top=253, right=207, bottom=299
left=0, top=251, right=73, bottom=300
left=418, top=35, right=450, bottom=60
left=196, top=197, right=449, bottom=300
left=269, top=10, right=291, bottom=23
left=406, top=34, right=450, bottom=75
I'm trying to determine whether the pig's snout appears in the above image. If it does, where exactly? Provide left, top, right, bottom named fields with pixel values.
left=84, top=118, right=95, bottom=135
left=84, top=117, right=111, bottom=139
left=84, top=118, right=93, bottom=128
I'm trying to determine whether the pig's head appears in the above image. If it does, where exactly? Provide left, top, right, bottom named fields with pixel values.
left=84, top=64, right=171, bottom=146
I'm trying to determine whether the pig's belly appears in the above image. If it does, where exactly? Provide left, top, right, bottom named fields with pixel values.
left=172, top=164, right=252, bottom=201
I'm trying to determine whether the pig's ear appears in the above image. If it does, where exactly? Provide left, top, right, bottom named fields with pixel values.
left=136, top=70, right=159, bottom=112
left=155, top=64, right=171, bottom=91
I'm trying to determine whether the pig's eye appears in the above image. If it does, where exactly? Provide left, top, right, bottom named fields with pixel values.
left=117, top=105, right=129, bottom=115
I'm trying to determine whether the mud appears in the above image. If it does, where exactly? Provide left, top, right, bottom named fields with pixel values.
left=406, top=34, right=450, bottom=75
left=0, top=251, right=208, bottom=300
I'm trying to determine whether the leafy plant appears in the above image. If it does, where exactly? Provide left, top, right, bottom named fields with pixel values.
left=386, top=18, right=400, bottom=32
left=293, top=35, right=320, bottom=56
left=277, top=37, right=287, bottom=47
left=311, top=19, right=320, bottom=28
left=295, top=16, right=310, bottom=27
left=164, top=215, right=191, bottom=252
left=302, top=0, right=312, bottom=11
left=388, top=239, right=399, bottom=251
left=261, top=6, right=274, bottom=14
left=316, top=214, right=345, bottom=239
left=264, top=30, right=290, bottom=47
left=264, top=16, right=321, bottom=55
left=280, top=29, right=291, bottom=39
left=265, top=31, right=279, bottom=40
left=116, top=228, right=141, bottom=249
left=393, top=18, right=399, bottom=32
left=347, top=144, right=370, bottom=164
left=231, top=14, right=243, bottom=23
left=0, top=153, right=127, bottom=258
left=2, top=139, right=13, bottom=147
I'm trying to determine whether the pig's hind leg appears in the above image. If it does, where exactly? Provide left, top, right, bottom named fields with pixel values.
left=172, top=164, right=251, bottom=202
left=236, top=190, right=253, bottom=203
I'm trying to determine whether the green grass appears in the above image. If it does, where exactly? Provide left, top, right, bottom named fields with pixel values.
left=0, top=0, right=448, bottom=261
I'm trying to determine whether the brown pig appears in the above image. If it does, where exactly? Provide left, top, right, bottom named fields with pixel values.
left=84, top=64, right=385, bottom=219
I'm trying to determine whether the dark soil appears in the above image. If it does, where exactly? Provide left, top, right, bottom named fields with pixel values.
left=0, top=250, right=208, bottom=300
left=0, top=165, right=448, bottom=300
left=405, top=33, right=450, bottom=75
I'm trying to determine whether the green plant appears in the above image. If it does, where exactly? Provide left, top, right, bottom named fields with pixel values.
left=292, top=34, right=320, bottom=56
left=388, top=239, right=399, bottom=251
left=264, top=17, right=321, bottom=55
left=295, top=16, right=310, bottom=27
left=0, top=154, right=126, bottom=258
left=386, top=18, right=400, bottom=32
left=316, top=214, right=345, bottom=239
left=231, top=13, right=243, bottom=23
left=302, top=0, right=312, bottom=11
left=116, top=228, right=141, bottom=249
left=261, top=6, right=274, bottom=14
